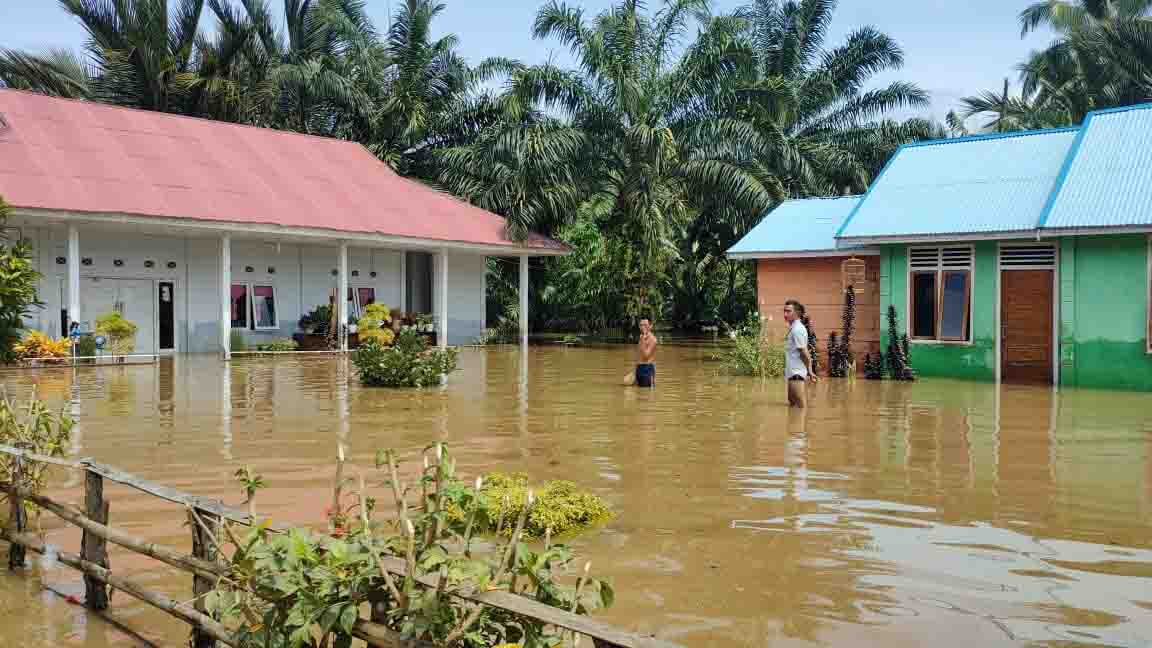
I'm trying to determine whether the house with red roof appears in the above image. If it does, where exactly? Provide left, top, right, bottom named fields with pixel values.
left=0, top=88, right=564, bottom=355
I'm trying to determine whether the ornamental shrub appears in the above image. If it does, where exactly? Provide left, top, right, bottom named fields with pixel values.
left=352, top=328, right=458, bottom=387
left=95, top=311, right=138, bottom=354
left=12, top=331, right=70, bottom=362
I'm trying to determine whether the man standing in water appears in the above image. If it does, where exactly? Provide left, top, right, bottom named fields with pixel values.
left=635, top=318, right=658, bottom=387
left=783, top=300, right=816, bottom=407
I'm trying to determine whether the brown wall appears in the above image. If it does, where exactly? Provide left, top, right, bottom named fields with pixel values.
left=756, top=256, right=881, bottom=374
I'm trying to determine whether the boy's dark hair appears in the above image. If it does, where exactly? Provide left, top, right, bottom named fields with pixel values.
left=784, top=299, right=806, bottom=317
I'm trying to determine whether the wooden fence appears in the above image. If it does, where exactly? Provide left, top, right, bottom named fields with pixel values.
left=0, top=443, right=678, bottom=648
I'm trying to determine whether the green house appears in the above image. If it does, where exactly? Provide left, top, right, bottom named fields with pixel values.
left=735, top=103, right=1152, bottom=390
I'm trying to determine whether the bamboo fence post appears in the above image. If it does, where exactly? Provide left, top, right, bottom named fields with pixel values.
left=189, top=506, right=220, bottom=648
left=7, top=450, right=26, bottom=569
left=81, top=464, right=111, bottom=609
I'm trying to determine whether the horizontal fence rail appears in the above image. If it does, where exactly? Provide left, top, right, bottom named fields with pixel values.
left=0, top=443, right=678, bottom=648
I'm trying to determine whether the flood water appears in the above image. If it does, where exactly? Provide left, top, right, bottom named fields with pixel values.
left=1, top=345, right=1151, bottom=647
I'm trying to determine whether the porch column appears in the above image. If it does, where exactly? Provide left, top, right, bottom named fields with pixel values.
left=437, top=249, right=448, bottom=349
left=67, top=225, right=80, bottom=332
left=338, top=242, right=349, bottom=352
left=399, top=251, right=407, bottom=312
left=220, top=235, right=231, bottom=359
left=519, top=255, right=529, bottom=347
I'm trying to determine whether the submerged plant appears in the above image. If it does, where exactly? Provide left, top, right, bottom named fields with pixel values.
left=467, top=472, right=612, bottom=538
left=863, top=352, right=885, bottom=380
left=0, top=392, right=74, bottom=531
left=95, top=311, right=137, bottom=355
left=12, top=331, right=70, bottom=362
left=885, top=305, right=915, bottom=381
left=353, top=329, right=459, bottom=387
left=801, top=315, right=819, bottom=375
left=206, top=446, right=614, bottom=648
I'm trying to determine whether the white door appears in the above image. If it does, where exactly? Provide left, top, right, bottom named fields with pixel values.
left=75, top=277, right=156, bottom=354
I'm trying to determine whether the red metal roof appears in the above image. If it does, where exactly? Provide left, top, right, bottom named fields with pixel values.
left=0, top=88, right=563, bottom=252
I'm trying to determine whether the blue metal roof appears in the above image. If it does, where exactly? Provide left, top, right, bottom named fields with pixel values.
left=1041, top=103, right=1152, bottom=230
left=837, top=128, right=1079, bottom=241
left=727, top=196, right=863, bottom=257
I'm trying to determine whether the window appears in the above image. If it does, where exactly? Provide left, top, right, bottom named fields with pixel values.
left=252, top=285, right=277, bottom=329
left=230, top=284, right=249, bottom=329
left=908, top=246, right=973, bottom=342
left=345, top=287, right=377, bottom=320
left=231, top=283, right=277, bottom=330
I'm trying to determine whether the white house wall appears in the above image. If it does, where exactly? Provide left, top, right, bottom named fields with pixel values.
left=22, top=225, right=484, bottom=353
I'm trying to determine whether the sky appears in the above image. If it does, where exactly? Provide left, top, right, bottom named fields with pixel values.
left=0, top=0, right=1057, bottom=124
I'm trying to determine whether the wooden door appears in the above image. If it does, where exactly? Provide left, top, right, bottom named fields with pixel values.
left=1000, top=270, right=1054, bottom=384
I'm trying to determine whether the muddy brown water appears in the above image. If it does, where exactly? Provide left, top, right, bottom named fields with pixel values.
left=1, top=345, right=1150, bottom=647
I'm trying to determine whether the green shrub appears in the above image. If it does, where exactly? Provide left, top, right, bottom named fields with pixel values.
left=254, top=339, right=298, bottom=352
left=298, top=304, right=332, bottom=335
left=75, top=334, right=97, bottom=357
left=357, top=303, right=394, bottom=345
left=1, top=394, right=73, bottom=530
left=464, top=472, right=612, bottom=538
left=715, top=331, right=786, bottom=377
left=0, top=196, right=41, bottom=363
left=230, top=330, right=248, bottom=352
left=94, top=311, right=137, bottom=354
left=352, top=329, right=459, bottom=387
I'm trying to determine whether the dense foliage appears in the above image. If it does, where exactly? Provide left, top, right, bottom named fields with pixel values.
left=468, top=472, right=612, bottom=538
left=207, top=446, right=614, bottom=648
left=715, top=312, right=786, bottom=377
left=0, top=394, right=74, bottom=532
left=94, top=311, right=138, bottom=354
left=353, top=328, right=458, bottom=387
left=0, top=0, right=940, bottom=333
left=0, top=197, right=41, bottom=363
left=955, top=1, right=1152, bottom=131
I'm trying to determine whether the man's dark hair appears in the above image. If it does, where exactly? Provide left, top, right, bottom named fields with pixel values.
left=785, top=299, right=806, bottom=317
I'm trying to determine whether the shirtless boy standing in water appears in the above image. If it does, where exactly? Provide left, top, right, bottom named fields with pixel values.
left=634, top=318, right=658, bottom=387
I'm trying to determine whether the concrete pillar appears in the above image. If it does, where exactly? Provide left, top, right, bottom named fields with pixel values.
left=438, top=249, right=448, bottom=349
left=519, top=255, right=529, bottom=347
left=338, top=242, right=349, bottom=352
left=399, top=250, right=407, bottom=313
left=220, top=234, right=231, bottom=359
left=67, top=225, right=80, bottom=331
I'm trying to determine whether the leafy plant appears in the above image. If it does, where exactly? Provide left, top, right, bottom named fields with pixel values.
left=353, top=329, right=459, bottom=387
left=0, top=393, right=74, bottom=532
left=254, top=339, right=299, bottom=352
left=230, top=330, right=248, bottom=353
left=885, top=305, right=916, bottom=381
left=863, top=352, right=885, bottom=380
left=299, top=304, right=333, bottom=336
left=206, top=446, right=614, bottom=648
left=828, top=287, right=857, bottom=377
left=74, top=334, right=97, bottom=358
left=358, top=303, right=395, bottom=345
left=94, top=311, right=138, bottom=355
left=0, top=196, right=41, bottom=363
left=454, top=472, right=612, bottom=539
left=801, top=315, right=819, bottom=375
left=12, top=331, right=71, bottom=362
left=715, top=313, right=785, bottom=378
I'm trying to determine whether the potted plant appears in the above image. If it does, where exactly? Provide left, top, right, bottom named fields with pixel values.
left=95, top=311, right=138, bottom=356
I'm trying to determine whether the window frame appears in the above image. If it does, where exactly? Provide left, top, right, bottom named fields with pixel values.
left=910, top=270, right=939, bottom=341
left=231, top=282, right=278, bottom=331
left=938, top=270, right=972, bottom=342
left=230, top=283, right=250, bottom=330
left=250, top=284, right=278, bottom=331
left=907, top=245, right=975, bottom=345
left=346, top=286, right=377, bottom=320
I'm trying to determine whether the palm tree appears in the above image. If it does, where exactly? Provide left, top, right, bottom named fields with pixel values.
left=1019, top=0, right=1152, bottom=36
left=461, top=0, right=772, bottom=318
left=964, top=0, right=1152, bottom=129
left=0, top=48, right=92, bottom=98
left=731, top=0, right=933, bottom=197
left=56, top=0, right=206, bottom=112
